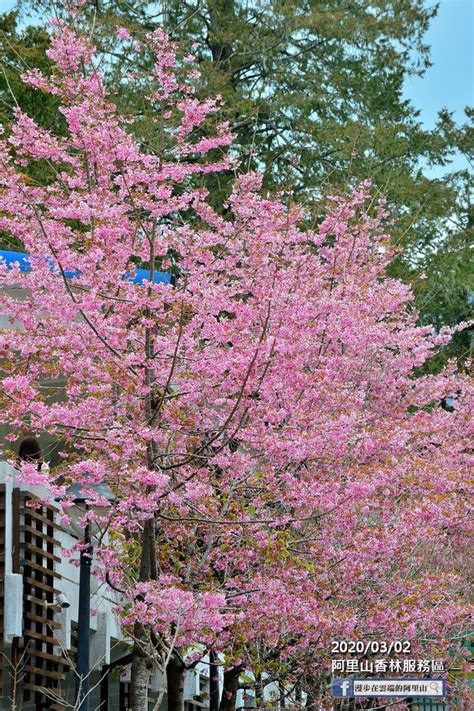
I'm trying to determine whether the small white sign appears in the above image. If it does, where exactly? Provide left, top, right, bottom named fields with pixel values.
left=353, top=679, right=445, bottom=697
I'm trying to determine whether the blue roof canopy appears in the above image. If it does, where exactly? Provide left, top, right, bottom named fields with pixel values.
left=0, top=249, right=172, bottom=285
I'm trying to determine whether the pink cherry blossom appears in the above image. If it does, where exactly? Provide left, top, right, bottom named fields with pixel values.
left=0, top=16, right=471, bottom=711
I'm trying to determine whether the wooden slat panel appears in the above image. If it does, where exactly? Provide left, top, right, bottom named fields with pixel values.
left=25, top=648, right=72, bottom=667
left=24, top=682, right=65, bottom=696
left=12, top=489, right=20, bottom=571
left=25, top=666, right=65, bottom=681
left=18, top=494, right=66, bottom=708
left=26, top=612, right=61, bottom=628
left=20, top=542, right=61, bottom=563
left=20, top=525, right=59, bottom=545
left=24, top=593, right=61, bottom=610
left=21, top=628, right=60, bottom=645
left=21, top=507, right=62, bottom=530
left=24, top=576, right=60, bottom=594
left=22, top=559, right=60, bottom=577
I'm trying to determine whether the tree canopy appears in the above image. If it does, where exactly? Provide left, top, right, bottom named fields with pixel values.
left=4, top=0, right=472, bottom=364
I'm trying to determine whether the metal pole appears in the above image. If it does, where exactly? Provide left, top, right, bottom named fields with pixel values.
left=209, top=650, right=219, bottom=711
left=76, top=522, right=91, bottom=711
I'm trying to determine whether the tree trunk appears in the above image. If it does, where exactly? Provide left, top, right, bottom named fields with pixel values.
left=255, top=672, right=264, bottom=707
left=130, top=517, right=156, bottom=711
left=167, top=654, right=185, bottom=711
left=130, top=622, right=150, bottom=711
left=219, top=666, right=242, bottom=711
left=304, top=672, right=331, bottom=710
left=129, top=325, right=160, bottom=708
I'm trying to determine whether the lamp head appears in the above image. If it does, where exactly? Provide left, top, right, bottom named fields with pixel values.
left=67, top=481, right=115, bottom=505
left=63, top=481, right=115, bottom=538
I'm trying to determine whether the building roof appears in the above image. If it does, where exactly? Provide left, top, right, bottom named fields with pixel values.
left=0, top=249, right=172, bottom=285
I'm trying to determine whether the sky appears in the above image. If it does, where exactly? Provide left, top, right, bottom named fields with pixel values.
left=1, top=0, right=473, bottom=171
left=405, top=0, right=473, bottom=127
left=403, top=0, right=473, bottom=174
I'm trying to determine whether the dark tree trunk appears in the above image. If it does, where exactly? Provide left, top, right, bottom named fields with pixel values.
left=304, top=671, right=332, bottom=710
left=167, top=653, right=185, bottom=711
left=219, top=665, right=243, bottom=711
left=255, top=673, right=264, bottom=707
left=208, top=0, right=235, bottom=68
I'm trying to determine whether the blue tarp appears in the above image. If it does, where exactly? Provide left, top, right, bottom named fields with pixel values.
left=0, top=249, right=172, bottom=285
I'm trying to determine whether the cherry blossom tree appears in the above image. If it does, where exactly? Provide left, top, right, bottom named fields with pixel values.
left=0, top=6, right=472, bottom=711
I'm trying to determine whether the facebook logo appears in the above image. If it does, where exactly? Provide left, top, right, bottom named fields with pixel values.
left=332, top=678, right=353, bottom=697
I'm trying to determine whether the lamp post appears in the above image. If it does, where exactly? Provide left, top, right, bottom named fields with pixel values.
left=66, top=482, right=114, bottom=711
left=209, top=650, right=219, bottom=711
left=76, top=513, right=91, bottom=710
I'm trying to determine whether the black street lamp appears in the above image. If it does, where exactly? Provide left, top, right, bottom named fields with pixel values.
left=209, top=650, right=220, bottom=711
left=66, top=482, right=115, bottom=711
